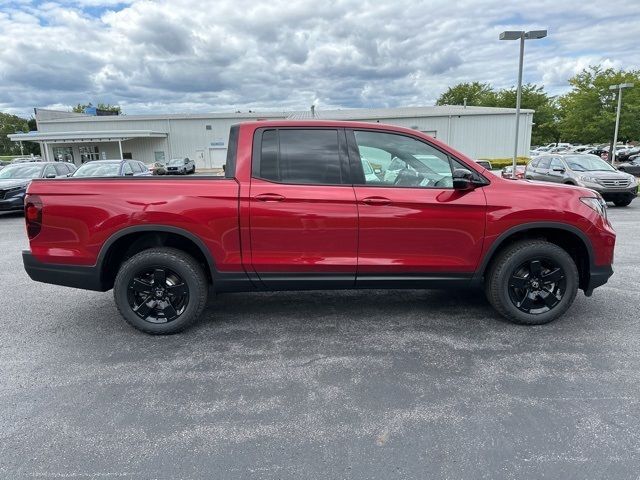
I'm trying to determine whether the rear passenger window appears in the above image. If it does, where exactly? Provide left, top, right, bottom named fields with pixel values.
left=538, top=157, right=551, bottom=169
left=529, top=158, right=539, bottom=168
left=54, top=163, right=69, bottom=176
left=257, top=129, right=342, bottom=185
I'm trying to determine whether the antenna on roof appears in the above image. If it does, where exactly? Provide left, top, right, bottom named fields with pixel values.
left=311, top=104, right=316, bottom=118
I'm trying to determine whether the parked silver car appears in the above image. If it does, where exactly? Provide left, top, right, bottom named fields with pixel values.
left=166, top=157, right=196, bottom=175
left=525, top=154, right=638, bottom=207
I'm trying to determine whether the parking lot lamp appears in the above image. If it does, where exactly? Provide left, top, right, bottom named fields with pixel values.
left=499, top=29, right=547, bottom=177
left=609, top=82, right=634, bottom=163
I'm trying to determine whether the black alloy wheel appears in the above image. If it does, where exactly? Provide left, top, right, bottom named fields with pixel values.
left=114, top=247, right=208, bottom=334
left=127, top=267, right=189, bottom=323
left=507, top=258, right=566, bottom=315
left=485, top=240, right=579, bottom=325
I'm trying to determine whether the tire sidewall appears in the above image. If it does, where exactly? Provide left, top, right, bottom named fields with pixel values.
left=114, top=250, right=206, bottom=334
left=494, top=244, right=578, bottom=325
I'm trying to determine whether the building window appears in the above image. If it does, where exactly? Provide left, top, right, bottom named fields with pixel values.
left=154, top=151, right=166, bottom=163
left=122, top=152, right=133, bottom=160
left=79, top=145, right=99, bottom=163
left=205, top=125, right=212, bottom=130
left=53, top=146, right=74, bottom=163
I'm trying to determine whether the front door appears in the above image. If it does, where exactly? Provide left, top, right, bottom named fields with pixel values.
left=249, top=128, right=357, bottom=288
left=347, top=129, right=487, bottom=281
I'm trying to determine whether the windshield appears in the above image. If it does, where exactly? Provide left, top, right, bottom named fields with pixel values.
left=168, top=158, right=184, bottom=166
left=564, top=154, right=616, bottom=172
left=74, top=162, right=121, bottom=177
left=0, top=164, right=44, bottom=179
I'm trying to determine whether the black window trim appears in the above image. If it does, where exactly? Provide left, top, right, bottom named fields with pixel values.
left=345, top=128, right=489, bottom=189
left=251, top=126, right=352, bottom=187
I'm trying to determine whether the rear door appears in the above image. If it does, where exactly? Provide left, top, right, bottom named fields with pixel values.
left=348, top=129, right=487, bottom=279
left=248, top=128, right=358, bottom=288
left=547, top=157, right=565, bottom=183
left=533, top=156, right=551, bottom=181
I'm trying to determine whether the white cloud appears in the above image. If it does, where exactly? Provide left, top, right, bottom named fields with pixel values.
left=0, top=0, right=638, bottom=116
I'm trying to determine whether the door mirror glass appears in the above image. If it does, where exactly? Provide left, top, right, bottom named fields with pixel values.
left=45, top=173, right=57, bottom=179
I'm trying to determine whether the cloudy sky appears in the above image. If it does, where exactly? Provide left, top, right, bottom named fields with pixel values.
left=0, top=0, right=638, bottom=117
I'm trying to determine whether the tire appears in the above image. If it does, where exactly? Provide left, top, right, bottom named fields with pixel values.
left=485, top=240, right=579, bottom=325
left=113, top=247, right=208, bottom=334
left=613, top=198, right=632, bottom=207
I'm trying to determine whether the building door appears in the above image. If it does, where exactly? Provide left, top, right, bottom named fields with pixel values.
left=195, top=150, right=207, bottom=169
left=208, top=148, right=226, bottom=168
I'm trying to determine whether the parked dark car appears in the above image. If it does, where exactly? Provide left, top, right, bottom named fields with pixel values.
left=73, top=160, right=151, bottom=178
left=616, top=146, right=640, bottom=162
left=617, top=157, right=640, bottom=177
left=525, top=154, right=637, bottom=206
left=0, top=161, right=76, bottom=212
left=166, top=157, right=196, bottom=175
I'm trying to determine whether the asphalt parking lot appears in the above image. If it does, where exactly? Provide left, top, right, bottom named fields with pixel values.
left=1, top=205, right=639, bottom=479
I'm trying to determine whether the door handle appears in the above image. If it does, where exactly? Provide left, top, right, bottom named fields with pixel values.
left=254, top=193, right=285, bottom=202
left=362, top=196, right=391, bottom=206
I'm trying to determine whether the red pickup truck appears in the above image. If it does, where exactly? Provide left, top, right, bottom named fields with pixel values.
left=22, top=121, right=615, bottom=334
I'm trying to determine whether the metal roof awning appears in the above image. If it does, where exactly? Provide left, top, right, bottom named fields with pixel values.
left=8, top=130, right=168, bottom=144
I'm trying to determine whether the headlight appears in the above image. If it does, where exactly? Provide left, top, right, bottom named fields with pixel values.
left=580, top=196, right=607, bottom=219
left=579, top=175, right=599, bottom=184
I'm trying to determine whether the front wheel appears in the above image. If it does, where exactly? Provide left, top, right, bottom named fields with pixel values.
left=485, top=240, right=578, bottom=325
left=113, top=248, right=208, bottom=334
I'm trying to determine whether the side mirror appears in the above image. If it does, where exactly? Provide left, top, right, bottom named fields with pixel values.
left=452, top=168, right=475, bottom=190
left=124, top=172, right=134, bottom=176
left=45, top=173, right=57, bottom=179
left=552, top=167, right=565, bottom=173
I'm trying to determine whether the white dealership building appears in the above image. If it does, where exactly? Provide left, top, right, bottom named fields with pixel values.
left=9, top=105, right=533, bottom=169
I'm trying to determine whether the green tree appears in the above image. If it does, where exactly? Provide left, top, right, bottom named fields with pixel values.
left=495, top=84, right=560, bottom=145
left=436, top=82, right=498, bottom=107
left=557, top=66, right=640, bottom=144
left=72, top=102, right=121, bottom=114
left=0, top=112, right=28, bottom=155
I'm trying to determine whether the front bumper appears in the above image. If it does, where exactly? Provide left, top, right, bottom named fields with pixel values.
left=583, top=184, right=637, bottom=202
left=22, top=251, right=106, bottom=291
left=0, top=196, right=24, bottom=211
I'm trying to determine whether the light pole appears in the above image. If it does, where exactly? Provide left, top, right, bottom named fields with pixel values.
left=499, top=29, right=547, bottom=178
left=608, top=82, right=634, bottom=163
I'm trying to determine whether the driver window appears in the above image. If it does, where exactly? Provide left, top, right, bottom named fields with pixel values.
left=550, top=158, right=564, bottom=171
left=353, top=130, right=456, bottom=188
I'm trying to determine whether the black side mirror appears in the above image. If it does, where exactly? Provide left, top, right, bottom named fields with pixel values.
left=452, top=168, right=475, bottom=190
left=552, top=167, right=565, bottom=173
left=124, top=172, right=134, bottom=176
left=45, top=173, right=56, bottom=179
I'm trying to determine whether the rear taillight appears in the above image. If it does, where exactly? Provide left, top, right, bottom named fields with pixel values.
left=25, top=195, right=43, bottom=239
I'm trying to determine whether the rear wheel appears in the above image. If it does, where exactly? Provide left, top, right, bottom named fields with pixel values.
left=613, top=198, right=633, bottom=207
left=485, top=240, right=578, bottom=325
left=113, top=247, right=208, bottom=334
